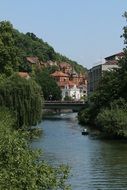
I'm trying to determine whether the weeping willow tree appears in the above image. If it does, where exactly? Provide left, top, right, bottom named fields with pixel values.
left=0, top=74, right=43, bottom=128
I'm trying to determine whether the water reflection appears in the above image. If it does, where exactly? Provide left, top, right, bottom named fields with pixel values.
left=31, top=113, right=127, bottom=190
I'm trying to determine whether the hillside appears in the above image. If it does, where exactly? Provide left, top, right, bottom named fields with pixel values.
left=8, top=21, right=87, bottom=74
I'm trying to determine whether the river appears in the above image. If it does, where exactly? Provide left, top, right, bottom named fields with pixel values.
left=31, top=112, right=127, bottom=190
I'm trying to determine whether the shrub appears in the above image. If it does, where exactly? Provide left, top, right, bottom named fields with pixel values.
left=64, top=95, right=73, bottom=101
left=78, top=103, right=98, bottom=125
left=0, top=107, right=71, bottom=190
left=96, top=104, right=127, bottom=138
left=78, top=108, right=91, bottom=124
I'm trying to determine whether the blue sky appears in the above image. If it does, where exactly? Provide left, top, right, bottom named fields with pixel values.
left=0, top=0, right=127, bottom=68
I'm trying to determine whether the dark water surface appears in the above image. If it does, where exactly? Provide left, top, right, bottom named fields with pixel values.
left=31, top=113, right=127, bottom=190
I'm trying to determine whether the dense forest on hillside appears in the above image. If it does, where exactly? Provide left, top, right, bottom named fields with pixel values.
left=3, top=21, right=87, bottom=74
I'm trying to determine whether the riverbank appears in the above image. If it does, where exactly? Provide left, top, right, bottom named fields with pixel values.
left=78, top=99, right=127, bottom=139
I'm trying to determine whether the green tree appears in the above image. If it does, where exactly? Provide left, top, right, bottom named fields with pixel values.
left=0, top=74, right=43, bottom=128
left=0, top=21, right=19, bottom=75
left=78, top=70, right=119, bottom=125
left=35, top=69, right=62, bottom=101
left=96, top=99, right=127, bottom=138
left=0, top=107, right=71, bottom=190
left=46, top=65, right=59, bottom=74
left=90, top=70, right=119, bottom=110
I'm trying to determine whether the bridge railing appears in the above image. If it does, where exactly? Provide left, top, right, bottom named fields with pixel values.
left=44, top=100, right=85, bottom=104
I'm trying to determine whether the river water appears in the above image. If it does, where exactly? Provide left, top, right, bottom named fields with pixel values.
left=31, top=112, right=127, bottom=190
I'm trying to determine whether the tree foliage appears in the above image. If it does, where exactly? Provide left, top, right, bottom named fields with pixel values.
left=0, top=21, right=19, bottom=75
left=96, top=99, right=127, bottom=138
left=35, top=68, right=62, bottom=101
left=0, top=107, right=71, bottom=190
left=0, top=75, right=43, bottom=128
left=78, top=70, right=120, bottom=125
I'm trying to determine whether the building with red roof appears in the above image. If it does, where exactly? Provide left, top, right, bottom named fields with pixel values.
left=51, top=70, right=87, bottom=100
left=51, top=71, right=69, bottom=83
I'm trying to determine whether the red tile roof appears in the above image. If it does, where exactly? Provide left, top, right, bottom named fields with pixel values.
left=51, top=71, right=69, bottom=77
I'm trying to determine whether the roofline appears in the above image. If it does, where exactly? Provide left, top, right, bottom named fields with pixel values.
left=89, top=64, right=102, bottom=71
left=104, top=52, right=124, bottom=59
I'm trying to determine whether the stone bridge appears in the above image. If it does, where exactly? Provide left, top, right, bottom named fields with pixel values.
left=43, top=101, right=86, bottom=112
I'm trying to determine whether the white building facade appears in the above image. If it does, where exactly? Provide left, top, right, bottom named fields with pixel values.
left=62, top=84, right=81, bottom=100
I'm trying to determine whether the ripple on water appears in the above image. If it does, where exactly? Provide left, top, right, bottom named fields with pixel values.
left=31, top=113, right=127, bottom=190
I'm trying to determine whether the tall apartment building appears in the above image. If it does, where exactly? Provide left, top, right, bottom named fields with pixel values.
left=87, top=52, right=124, bottom=96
